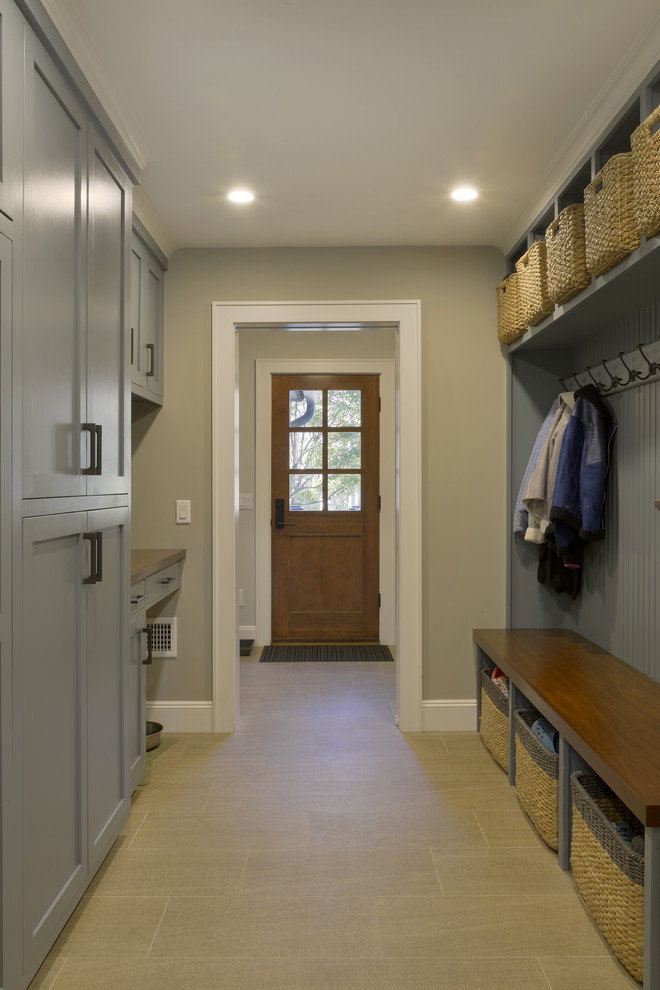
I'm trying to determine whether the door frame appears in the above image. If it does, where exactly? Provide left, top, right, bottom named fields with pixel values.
left=255, top=360, right=395, bottom=646
left=211, top=300, right=422, bottom=732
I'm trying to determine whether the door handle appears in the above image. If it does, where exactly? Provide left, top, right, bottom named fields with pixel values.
left=81, top=423, right=103, bottom=476
left=146, top=343, right=155, bottom=377
left=142, top=626, right=153, bottom=665
left=83, top=532, right=102, bottom=585
left=274, top=497, right=295, bottom=529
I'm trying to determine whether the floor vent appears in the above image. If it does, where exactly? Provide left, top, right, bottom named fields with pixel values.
left=148, top=618, right=177, bottom=658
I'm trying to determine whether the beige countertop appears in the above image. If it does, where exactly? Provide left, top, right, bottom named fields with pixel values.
left=131, top=548, right=187, bottom=584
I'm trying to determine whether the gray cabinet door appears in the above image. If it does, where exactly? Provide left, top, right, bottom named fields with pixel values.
left=0, top=0, right=23, bottom=222
left=143, top=251, right=164, bottom=401
left=129, top=611, right=147, bottom=791
left=130, top=231, right=164, bottom=403
left=130, top=234, right=147, bottom=392
left=86, top=506, right=130, bottom=871
left=22, top=38, right=131, bottom=500
left=21, top=512, right=87, bottom=974
left=86, top=130, right=130, bottom=497
left=22, top=32, right=87, bottom=499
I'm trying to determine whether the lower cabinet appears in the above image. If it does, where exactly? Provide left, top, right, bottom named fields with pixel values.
left=17, top=506, right=130, bottom=983
left=129, top=603, right=148, bottom=792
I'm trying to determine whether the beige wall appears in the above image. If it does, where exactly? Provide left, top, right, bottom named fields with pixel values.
left=131, top=246, right=506, bottom=705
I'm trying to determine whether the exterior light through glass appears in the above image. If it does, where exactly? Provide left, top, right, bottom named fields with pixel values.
left=451, top=187, right=478, bottom=201
left=228, top=189, right=255, bottom=203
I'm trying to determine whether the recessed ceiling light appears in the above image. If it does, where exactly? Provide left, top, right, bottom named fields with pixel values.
left=451, top=186, right=478, bottom=202
left=228, top=189, right=255, bottom=203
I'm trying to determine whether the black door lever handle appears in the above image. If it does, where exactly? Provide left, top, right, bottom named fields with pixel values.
left=274, top=497, right=295, bottom=529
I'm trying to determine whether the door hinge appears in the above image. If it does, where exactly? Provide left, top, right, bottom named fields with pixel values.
left=378, top=593, right=381, bottom=607
left=379, top=396, right=381, bottom=412
left=378, top=495, right=381, bottom=510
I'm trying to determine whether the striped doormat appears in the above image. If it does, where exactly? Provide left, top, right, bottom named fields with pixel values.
left=260, top=644, right=393, bottom=662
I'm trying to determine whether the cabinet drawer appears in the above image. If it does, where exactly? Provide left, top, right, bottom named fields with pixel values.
left=130, top=579, right=146, bottom=615
left=146, top=560, right=182, bottom=606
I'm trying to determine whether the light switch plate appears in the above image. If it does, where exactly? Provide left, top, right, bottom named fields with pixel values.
left=239, top=493, right=253, bottom=509
left=176, top=499, right=191, bottom=524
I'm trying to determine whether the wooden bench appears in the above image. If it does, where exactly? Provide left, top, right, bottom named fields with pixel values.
left=473, top=628, right=660, bottom=990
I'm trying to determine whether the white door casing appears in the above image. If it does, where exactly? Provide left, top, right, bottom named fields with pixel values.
left=211, top=300, right=422, bottom=732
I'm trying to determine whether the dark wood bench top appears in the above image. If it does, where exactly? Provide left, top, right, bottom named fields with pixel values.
left=473, top=628, right=660, bottom=827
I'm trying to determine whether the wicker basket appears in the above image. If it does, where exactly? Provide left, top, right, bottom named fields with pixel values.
left=496, top=273, right=526, bottom=344
left=480, top=668, right=509, bottom=773
left=515, top=241, right=554, bottom=326
left=584, top=153, right=640, bottom=277
left=571, top=770, right=644, bottom=983
left=631, top=104, right=660, bottom=237
left=545, top=204, right=591, bottom=305
left=514, top=710, right=559, bottom=850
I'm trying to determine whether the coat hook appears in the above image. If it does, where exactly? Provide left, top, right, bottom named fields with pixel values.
left=617, top=351, right=638, bottom=385
left=637, top=342, right=658, bottom=381
left=586, top=366, right=602, bottom=389
left=601, top=358, right=623, bottom=391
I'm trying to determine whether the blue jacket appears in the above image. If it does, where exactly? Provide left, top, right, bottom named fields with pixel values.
left=549, top=385, right=616, bottom=552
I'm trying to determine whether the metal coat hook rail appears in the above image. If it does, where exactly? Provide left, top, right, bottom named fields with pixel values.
left=559, top=340, right=660, bottom=395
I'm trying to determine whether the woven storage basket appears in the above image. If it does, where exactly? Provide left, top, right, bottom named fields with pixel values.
left=571, top=770, right=644, bottom=983
left=496, top=273, right=526, bottom=344
left=514, top=710, right=559, bottom=850
left=631, top=104, right=660, bottom=237
left=516, top=241, right=554, bottom=326
left=584, top=153, right=640, bottom=277
left=479, top=668, right=509, bottom=773
left=545, top=204, right=591, bottom=305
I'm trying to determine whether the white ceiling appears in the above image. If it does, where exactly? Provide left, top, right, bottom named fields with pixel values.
left=43, top=0, right=660, bottom=255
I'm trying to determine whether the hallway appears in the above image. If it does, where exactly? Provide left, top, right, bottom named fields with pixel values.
left=30, top=655, right=635, bottom=989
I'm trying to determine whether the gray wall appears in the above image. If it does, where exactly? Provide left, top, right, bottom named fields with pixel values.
left=131, top=245, right=506, bottom=704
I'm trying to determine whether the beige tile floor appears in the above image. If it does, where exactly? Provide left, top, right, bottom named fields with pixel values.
left=30, top=653, right=638, bottom=989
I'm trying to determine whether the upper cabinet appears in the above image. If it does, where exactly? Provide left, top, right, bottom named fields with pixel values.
left=21, top=34, right=131, bottom=499
left=130, top=218, right=167, bottom=405
left=0, top=0, right=23, bottom=223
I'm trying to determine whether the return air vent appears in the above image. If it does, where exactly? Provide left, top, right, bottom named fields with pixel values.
left=147, top=618, right=177, bottom=658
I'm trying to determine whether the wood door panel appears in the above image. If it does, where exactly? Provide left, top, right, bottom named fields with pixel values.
left=288, top=535, right=362, bottom=612
left=272, top=374, right=379, bottom=642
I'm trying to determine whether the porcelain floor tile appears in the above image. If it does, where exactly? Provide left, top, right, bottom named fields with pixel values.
left=33, top=957, right=305, bottom=990
left=299, top=957, right=551, bottom=989
left=376, top=893, right=608, bottom=958
left=148, top=894, right=380, bottom=959
left=242, top=847, right=441, bottom=896
left=539, top=955, right=638, bottom=988
left=49, top=895, right=168, bottom=958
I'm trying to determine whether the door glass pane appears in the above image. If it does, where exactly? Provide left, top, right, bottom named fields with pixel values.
left=328, top=432, right=361, bottom=469
left=289, top=432, right=323, bottom=470
left=289, top=474, right=323, bottom=511
left=327, top=390, right=361, bottom=427
left=289, top=389, right=322, bottom=427
left=328, top=474, right=361, bottom=511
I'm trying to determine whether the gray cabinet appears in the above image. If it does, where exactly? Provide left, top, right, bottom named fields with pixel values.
left=0, top=0, right=23, bottom=222
left=130, top=222, right=166, bottom=405
left=21, top=35, right=130, bottom=500
left=129, top=592, right=148, bottom=792
left=18, top=508, right=130, bottom=977
left=1, top=11, right=135, bottom=989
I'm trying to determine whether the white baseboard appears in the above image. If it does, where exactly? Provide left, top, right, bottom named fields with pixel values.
left=239, top=625, right=257, bottom=640
left=146, top=701, right=214, bottom=733
left=422, top=699, right=477, bottom=731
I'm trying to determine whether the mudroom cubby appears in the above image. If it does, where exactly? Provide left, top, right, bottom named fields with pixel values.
left=490, top=51, right=660, bottom=990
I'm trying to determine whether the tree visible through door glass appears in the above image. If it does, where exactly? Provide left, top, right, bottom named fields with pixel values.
left=289, top=473, right=323, bottom=511
left=328, top=474, right=361, bottom=511
left=289, top=389, right=323, bottom=427
left=289, top=432, right=323, bottom=470
left=327, top=390, right=361, bottom=426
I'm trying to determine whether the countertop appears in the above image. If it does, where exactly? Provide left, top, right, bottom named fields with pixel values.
left=131, top=548, right=187, bottom=584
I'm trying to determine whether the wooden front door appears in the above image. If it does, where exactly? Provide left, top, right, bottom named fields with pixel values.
left=271, top=374, right=380, bottom=642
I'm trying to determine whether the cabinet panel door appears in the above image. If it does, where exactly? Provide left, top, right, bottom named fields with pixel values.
left=129, top=612, right=147, bottom=791
left=143, top=252, right=164, bottom=399
left=86, top=506, right=130, bottom=871
left=0, top=0, right=23, bottom=221
left=86, top=131, right=130, bottom=497
left=0, top=232, right=11, bottom=636
left=22, top=34, right=87, bottom=499
left=21, top=512, right=86, bottom=971
left=130, top=235, right=146, bottom=391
